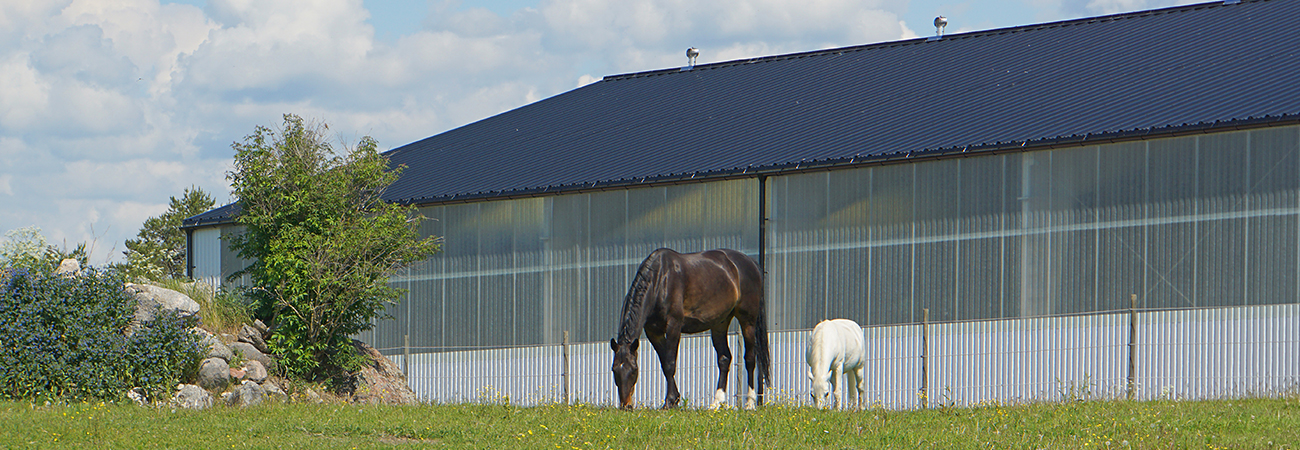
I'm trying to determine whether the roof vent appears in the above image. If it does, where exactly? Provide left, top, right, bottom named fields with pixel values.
left=933, top=16, right=948, bottom=38
left=686, top=47, right=700, bottom=67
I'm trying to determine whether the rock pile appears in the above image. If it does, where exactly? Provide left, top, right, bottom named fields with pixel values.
left=348, top=340, right=418, bottom=405
left=191, top=320, right=287, bottom=408
left=33, top=265, right=419, bottom=410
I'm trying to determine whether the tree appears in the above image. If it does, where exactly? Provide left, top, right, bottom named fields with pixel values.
left=0, top=227, right=49, bottom=271
left=122, top=187, right=215, bottom=281
left=1, top=226, right=88, bottom=274
left=227, top=114, right=440, bottom=381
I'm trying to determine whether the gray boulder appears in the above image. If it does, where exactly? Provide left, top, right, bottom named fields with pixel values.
left=348, top=339, right=417, bottom=405
left=172, top=384, right=212, bottom=410
left=125, top=283, right=200, bottom=323
left=126, top=387, right=147, bottom=406
left=262, top=380, right=287, bottom=402
left=193, top=328, right=235, bottom=361
left=229, top=342, right=277, bottom=371
left=242, top=360, right=268, bottom=383
left=237, top=324, right=270, bottom=354
left=303, top=388, right=323, bottom=404
left=227, top=380, right=265, bottom=407
left=53, top=259, right=80, bottom=277
left=197, top=357, right=230, bottom=390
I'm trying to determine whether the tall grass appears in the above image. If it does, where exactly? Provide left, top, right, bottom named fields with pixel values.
left=151, top=278, right=251, bottom=335
left=2, top=397, right=1297, bottom=449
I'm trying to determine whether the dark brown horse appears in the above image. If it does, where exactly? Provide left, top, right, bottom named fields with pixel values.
left=609, top=248, right=770, bottom=410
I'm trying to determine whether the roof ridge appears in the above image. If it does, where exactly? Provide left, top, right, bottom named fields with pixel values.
left=602, top=0, right=1249, bottom=82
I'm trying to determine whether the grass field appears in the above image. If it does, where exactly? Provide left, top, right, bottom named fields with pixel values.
left=2, top=396, right=1298, bottom=449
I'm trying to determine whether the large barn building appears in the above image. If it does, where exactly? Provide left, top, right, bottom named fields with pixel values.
left=185, top=0, right=1300, bottom=407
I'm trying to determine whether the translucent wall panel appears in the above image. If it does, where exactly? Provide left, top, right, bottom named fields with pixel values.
left=368, top=125, right=1300, bottom=352
left=1095, top=142, right=1146, bottom=312
left=767, top=173, right=829, bottom=329
left=868, top=164, right=915, bottom=325
left=1047, top=146, right=1098, bottom=315
left=380, top=179, right=759, bottom=350
left=1246, top=127, right=1300, bottom=306
left=763, top=125, right=1300, bottom=330
left=914, top=160, right=959, bottom=322
left=1197, top=133, right=1249, bottom=307
left=958, top=156, right=1009, bottom=321
left=1145, top=137, right=1198, bottom=308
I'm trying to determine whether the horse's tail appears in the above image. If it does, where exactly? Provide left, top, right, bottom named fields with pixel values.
left=615, top=249, right=666, bottom=344
left=755, top=291, right=772, bottom=402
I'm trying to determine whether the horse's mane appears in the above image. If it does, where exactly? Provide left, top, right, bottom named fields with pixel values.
left=615, top=249, right=667, bottom=345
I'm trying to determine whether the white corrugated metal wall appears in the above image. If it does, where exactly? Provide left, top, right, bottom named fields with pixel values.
left=388, top=303, right=1299, bottom=408
left=190, top=227, right=222, bottom=288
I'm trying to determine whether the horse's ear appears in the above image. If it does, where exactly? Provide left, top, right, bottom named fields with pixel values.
left=610, top=338, right=619, bottom=352
left=629, top=338, right=639, bottom=352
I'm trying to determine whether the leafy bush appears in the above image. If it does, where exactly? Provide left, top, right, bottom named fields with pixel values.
left=0, top=268, right=205, bottom=403
left=227, top=114, right=439, bottom=381
left=125, top=310, right=205, bottom=402
left=0, top=226, right=89, bottom=275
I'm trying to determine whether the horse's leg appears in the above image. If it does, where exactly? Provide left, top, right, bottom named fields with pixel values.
left=647, top=329, right=682, bottom=409
left=740, top=321, right=760, bottom=410
left=832, top=362, right=844, bottom=410
left=852, top=365, right=865, bottom=411
left=707, top=326, right=732, bottom=409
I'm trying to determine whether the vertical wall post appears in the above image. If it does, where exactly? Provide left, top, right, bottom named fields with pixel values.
left=921, top=308, right=929, bottom=409
left=562, top=330, right=571, bottom=405
left=403, top=334, right=410, bottom=379
left=1127, top=294, right=1137, bottom=401
left=185, top=229, right=194, bottom=280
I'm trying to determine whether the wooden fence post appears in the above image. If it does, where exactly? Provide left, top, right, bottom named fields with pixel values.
left=562, top=330, right=571, bottom=405
left=921, top=308, right=929, bottom=409
left=403, top=334, right=410, bottom=379
left=1127, top=294, right=1137, bottom=401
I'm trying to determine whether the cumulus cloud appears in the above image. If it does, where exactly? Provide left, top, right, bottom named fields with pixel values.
left=0, top=0, right=915, bottom=262
left=1026, top=0, right=1197, bottom=18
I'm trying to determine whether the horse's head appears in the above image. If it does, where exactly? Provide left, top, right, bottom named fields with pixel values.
left=808, top=369, right=832, bottom=408
left=609, top=338, right=639, bottom=410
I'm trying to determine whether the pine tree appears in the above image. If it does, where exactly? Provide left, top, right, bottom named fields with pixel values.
left=123, top=187, right=214, bottom=280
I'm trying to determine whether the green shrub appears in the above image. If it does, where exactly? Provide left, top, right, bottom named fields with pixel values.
left=227, top=115, right=439, bottom=381
left=125, top=310, right=205, bottom=402
left=0, top=268, right=205, bottom=403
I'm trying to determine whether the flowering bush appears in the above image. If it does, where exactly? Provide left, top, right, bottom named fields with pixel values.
left=0, top=268, right=204, bottom=402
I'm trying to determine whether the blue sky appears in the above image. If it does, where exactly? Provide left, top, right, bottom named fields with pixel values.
left=0, top=0, right=1193, bottom=264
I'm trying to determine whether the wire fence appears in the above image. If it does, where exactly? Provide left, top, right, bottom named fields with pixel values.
left=374, top=302, right=1300, bottom=409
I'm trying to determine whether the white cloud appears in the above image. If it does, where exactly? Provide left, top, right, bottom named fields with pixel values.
left=0, top=0, right=916, bottom=263
left=1027, top=0, right=1198, bottom=18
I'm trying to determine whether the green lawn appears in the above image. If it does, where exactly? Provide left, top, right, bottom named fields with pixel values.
left=1, top=397, right=1297, bottom=449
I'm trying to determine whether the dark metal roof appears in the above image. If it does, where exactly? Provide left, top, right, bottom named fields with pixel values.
left=188, top=0, right=1300, bottom=228
left=182, top=203, right=239, bottom=230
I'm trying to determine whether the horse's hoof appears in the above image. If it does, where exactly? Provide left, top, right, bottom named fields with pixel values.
left=707, top=389, right=728, bottom=410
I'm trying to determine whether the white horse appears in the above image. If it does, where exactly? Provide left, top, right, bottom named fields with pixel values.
left=806, top=319, right=866, bottom=410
